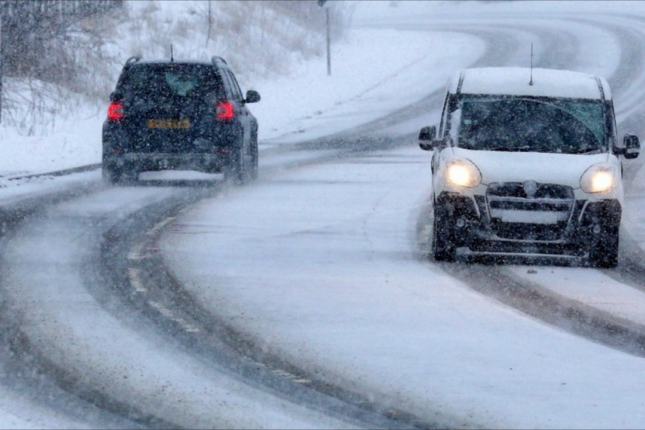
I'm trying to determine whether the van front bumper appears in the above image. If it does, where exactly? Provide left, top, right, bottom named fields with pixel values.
left=435, top=192, right=621, bottom=257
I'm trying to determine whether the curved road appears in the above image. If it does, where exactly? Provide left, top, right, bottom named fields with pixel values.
left=3, top=5, right=645, bottom=429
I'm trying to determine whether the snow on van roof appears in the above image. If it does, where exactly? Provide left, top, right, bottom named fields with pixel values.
left=449, top=67, right=611, bottom=100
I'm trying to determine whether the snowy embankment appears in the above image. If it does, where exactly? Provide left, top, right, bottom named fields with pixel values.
left=0, top=1, right=479, bottom=178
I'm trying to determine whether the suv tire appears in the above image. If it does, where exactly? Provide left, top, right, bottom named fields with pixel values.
left=103, top=166, right=124, bottom=185
left=104, top=166, right=138, bottom=185
left=249, top=135, right=259, bottom=182
left=589, top=226, right=619, bottom=268
left=432, top=205, right=456, bottom=262
left=224, top=145, right=246, bottom=185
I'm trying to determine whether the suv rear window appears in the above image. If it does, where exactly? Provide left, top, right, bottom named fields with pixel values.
left=118, top=64, right=226, bottom=101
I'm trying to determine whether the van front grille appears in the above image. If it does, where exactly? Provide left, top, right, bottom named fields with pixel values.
left=486, top=182, right=574, bottom=240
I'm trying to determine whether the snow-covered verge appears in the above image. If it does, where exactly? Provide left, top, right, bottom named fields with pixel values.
left=111, top=1, right=335, bottom=84
left=0, top=0, right=344, bottom=173
left=0, top=1, right=479, bottom=178
left=0, top=0, right=634, bottom=178
left=252, top=28, right=483, bottom=145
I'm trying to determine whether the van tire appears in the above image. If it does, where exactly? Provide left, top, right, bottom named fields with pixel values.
left=432, top=206, right=456, bottom=262
left=589, top=227, right=619, bottom=268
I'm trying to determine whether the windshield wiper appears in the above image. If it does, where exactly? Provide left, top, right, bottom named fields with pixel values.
left=483, top=145, right=530, bottom=152
left=579, top=148, right=604, bottom=155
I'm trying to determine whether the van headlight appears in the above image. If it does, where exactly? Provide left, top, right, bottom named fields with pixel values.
left=580, top=164, right=615, bottom=194
left=446, top=159, right=482, bottom=188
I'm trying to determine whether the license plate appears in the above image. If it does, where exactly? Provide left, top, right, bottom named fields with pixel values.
left=496, top=210, right=565, bottom=224
left=148, top=119, right=190, bottom=129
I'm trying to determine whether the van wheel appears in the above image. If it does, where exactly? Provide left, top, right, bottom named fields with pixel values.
left=589, top=227, right=619, bottom=268
left=432, top=205, right=456, bottom=262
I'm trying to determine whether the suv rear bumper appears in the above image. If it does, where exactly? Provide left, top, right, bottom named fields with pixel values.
left=103, top=152, right=228, bottom=174
left=435, top=192, right=621, bottom=257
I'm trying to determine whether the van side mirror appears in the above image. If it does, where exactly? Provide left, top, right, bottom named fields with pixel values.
left=419, top=126, right=437, bottom=151
left=245, top=90, right=261, bottom=104
left=110, top=91, right=124, bottom=102
left=623, top=134, right=640, bottom=160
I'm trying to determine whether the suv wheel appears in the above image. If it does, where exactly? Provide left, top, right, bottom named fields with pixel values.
left=589, top=226, right=619, bottom=268
left=247, top=135, right=259, bottom=182
left=103, top=167, right=122, bottom=185
left=224, top=145, right=246, bottom=185
left=103, top=165, right=138, bottom=186
left=432, top=205, right=456, bottom=262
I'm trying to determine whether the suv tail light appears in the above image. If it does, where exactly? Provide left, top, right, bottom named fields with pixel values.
left=216, top=100, right=234, bottom=121
left=108, top=101, right=124, bottom=122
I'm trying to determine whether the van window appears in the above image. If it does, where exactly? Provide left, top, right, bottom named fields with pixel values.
left=454, top=96, right=607, bottom=155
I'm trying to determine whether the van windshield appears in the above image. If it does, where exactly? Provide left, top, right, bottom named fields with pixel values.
left=453, top=96, right=607, bottom=154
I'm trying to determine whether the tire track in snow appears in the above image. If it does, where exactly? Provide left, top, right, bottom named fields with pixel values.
left=0, top=182, right=158, bottom=429
left=65, top=25, right=533, bottom=427
left=98, top=203, right=447, bottom=430
left=89, top=19, right=587, bottom=428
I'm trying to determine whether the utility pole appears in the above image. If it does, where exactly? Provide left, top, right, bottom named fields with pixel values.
left=326, top=8, right=331, bottom=76
left=318, top=0, right=331, bottom=76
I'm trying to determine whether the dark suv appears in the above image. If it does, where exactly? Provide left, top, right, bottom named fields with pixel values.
left=102, top=56, right=260, bottom=184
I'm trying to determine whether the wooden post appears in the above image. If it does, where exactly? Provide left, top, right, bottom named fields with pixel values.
left=326, top=8, right=331, bottom=76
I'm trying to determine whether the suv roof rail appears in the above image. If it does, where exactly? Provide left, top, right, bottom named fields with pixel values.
left=211, top=56, right=228, bottom=66
left=126, top=56, right=142, bottom=65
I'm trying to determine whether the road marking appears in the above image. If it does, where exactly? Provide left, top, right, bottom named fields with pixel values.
left=149, top=300, right=201, bottom=334
left=149, top=300, right=174, bottom=317
left=147, top=216, right=176, bottom=236
left=127, top=241, right=146, bottom=260
left=272, top=369, right=311, bottom=385
left=174, top=317, right=201, bottom=333
left=130, top=215, right=316, bottom=387
left=128, top=268, right=148, bottom=293
left=419, top=225, right=432, bottom=242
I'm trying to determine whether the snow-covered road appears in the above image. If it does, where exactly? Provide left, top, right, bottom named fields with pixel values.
left=163, top=146, right=645, bottom=428
left=5, top=1, right=645, bottom=428
left=161, top=4, right=645, bottom=428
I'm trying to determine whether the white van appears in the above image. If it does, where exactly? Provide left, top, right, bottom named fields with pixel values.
left=419, top=67, right=640, bottom=267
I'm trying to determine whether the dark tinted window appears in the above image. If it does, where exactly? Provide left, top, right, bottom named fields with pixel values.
left=119, top=63, right=226, bottom=101
left=220, top=70, right=241, bottom=101
left=454, top=96, right=607, bottom=155
left=227, top=71, right=244, bottom=101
